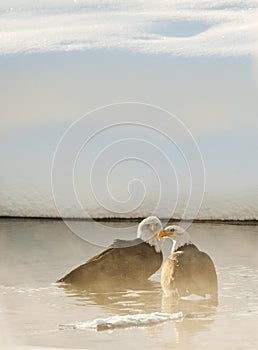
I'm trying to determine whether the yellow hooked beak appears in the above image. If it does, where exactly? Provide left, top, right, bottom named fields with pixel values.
left=157, top=229, right=171, bottom=240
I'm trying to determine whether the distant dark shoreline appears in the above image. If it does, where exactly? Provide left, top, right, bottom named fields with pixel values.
left=0, top=216, right=257, bottom=225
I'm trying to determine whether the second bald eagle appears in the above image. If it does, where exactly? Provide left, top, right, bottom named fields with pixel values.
left=158, top=225, right=218, bottom=300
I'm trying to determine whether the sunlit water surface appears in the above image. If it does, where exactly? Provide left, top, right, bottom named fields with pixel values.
left=0, top=219, right=257, bottom=349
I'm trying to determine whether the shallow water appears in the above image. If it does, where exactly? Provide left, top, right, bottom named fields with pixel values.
left=0, top=219, right=258, bottom=349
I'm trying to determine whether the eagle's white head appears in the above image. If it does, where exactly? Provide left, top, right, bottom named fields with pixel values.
left=137, top=216, right=163, bottom=253
left=157, top=225, right=192, bottom=251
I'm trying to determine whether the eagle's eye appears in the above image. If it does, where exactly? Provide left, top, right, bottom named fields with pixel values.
left=148, top=223, right=157, bottom=230
left=169, top=228, right=175, bottom=233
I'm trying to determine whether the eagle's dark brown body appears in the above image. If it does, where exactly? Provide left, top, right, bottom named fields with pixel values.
left=161, top=243, right=218, bottom=300
left=57, top=238, right=163, bottom=291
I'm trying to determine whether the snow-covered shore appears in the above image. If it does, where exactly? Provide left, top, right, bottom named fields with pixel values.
left=1, top=1, right=258, bottom=220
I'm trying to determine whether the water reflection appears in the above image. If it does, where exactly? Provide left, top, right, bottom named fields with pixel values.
left=157, top=297, right=217, bottom=348
left=58, top=280, right=217, bottom=339
left=57, top=280, right=162, bottom=314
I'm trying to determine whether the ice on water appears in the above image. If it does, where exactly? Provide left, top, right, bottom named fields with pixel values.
left=60, top=311, right=183, bottom=331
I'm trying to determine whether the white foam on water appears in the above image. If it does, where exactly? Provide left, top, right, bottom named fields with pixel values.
left=59, top=311, right=183, bottom=331
left=181, top=294, right=212, bottom=301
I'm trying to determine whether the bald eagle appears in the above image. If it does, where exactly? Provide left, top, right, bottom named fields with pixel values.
left=57, top=216, right=163, bottom=290
left=158, top=225, right=218, bottom=300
